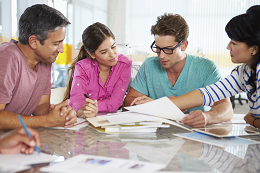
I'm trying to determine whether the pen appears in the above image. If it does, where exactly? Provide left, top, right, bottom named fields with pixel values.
left=17, top=114, right=40, bottom=154
left=83, top=93, right=97, bottom=107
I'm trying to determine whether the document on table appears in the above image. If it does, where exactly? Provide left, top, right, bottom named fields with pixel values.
left=105, top=111, right=168, bottom=124
left=0, top=152, right=57, bottom=172
left=222, top=114, right=246, bottom=124
left=123, top=137, right=185, bottom=165
left=193, top=124, right=260, bottom=137
left=124, top=97, right=185, bottom=121
left=86, top=111, right=191, bottom=131
left=105, top=111, right=192, bottom=131
left=40, top=154, right=166, bottom=173
left=49, top=118, right=89, bottom=130
left=174, top=132, right=260, bottom=148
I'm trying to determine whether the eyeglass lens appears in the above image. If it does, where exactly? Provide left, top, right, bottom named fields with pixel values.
left=151, top=40, right=183, bottom=54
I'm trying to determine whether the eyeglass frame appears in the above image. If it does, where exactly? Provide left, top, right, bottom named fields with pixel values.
left=150, top=40, right=184, bottom=54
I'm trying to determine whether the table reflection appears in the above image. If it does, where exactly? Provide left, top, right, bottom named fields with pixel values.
left=71, top=128, right=129, bottom=159
left=4, top=124, right=259, bottom=173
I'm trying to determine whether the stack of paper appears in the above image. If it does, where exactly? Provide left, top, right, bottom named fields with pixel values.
left=87, top=97, right=192, bottom=134
left=100, top=122, right=169, bottom=133
left=118, top=133, right=170, bottom=142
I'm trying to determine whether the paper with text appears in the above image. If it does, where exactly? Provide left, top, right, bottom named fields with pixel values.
left=40, top=154, right=166, bottom=173
left=124, top=97, right=185, bottom=121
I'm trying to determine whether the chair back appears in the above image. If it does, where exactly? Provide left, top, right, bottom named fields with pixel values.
left=50, top=87, right=67, bottom=104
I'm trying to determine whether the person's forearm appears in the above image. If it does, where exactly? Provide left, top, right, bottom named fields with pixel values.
left=33, top=103, right=50, bottom=116
left=122, top=96, right=136, bottom=109
left=245, top=113, right=260, bottom=128
left=204, top=98, right=233, bottom=124
left=253, top=118, right=260, bottom=128
left=0, top=110, right=49, bottom=130
left=170, top=89, right=204, bottom=110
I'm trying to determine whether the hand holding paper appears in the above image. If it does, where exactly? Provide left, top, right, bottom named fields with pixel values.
left=125, top=97, right=185, bottom=121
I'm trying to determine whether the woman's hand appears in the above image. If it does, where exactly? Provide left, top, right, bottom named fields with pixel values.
left=82, top=98, right=98, bottom=118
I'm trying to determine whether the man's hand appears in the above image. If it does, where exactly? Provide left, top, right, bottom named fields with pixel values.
left=64, top=106, right=77, bottom=128
left=0, top=127, right=40, bottom=154
left=182, top=110, right=208, bottom=128
left=49, top=104, right=55, bottom=111
left=130, top=96, right=153, bottom=106
left=47, top=100, right=76, bottom=128
left=52, top=100, right=77, bottom=128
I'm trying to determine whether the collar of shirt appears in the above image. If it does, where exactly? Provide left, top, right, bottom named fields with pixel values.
left=91, top=58, right=115, bottom=75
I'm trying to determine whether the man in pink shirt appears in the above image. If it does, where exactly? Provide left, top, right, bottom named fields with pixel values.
left=0, top=4, right=77, bottom=130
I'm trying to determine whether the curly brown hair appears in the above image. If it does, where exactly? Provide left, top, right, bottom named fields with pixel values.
left=151, top=13, right=189, bottom=42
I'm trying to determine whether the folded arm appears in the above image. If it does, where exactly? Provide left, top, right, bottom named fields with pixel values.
left=0, top=99, right=76, bottom=130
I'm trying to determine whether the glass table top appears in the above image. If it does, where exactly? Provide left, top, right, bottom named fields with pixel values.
left=1, top=123, right=259, bottom=173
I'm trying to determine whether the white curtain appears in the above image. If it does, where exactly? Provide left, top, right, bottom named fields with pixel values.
left=128, top=0, right=260, bottom=77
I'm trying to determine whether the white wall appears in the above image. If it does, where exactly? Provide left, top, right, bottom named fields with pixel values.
left=72, top=0, right=108, bottom=49
left=1, top=0, right=12, bottom=42
left=126, top=0, right=260, bottom=77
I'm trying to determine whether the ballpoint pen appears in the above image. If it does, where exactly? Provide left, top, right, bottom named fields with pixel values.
left=17, top=114, right=40, bottom=154
left=83, top=93, right=97, bottom=107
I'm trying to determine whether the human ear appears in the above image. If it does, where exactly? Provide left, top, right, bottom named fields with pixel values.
left=181, top=40, right=188, bottom=51
left=251, top=46, right=259, bottom=56
left=28, top=35, right=38, bottom=49
left=87, top=51, right=95, bottom=59
left=254, top=46, right=259, bottom=54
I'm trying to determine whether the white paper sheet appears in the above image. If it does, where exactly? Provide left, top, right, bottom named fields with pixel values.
left=87, top=116, right=113, bottom=127
left=105, top=111, right=166, bottom=124
left=174, top=132, right=260, bottom=148
left=0, top=163, right=30, bottom=173
left=0, top=152, right=57, bottom=172
left=222, top=114, right=246, bottom=124
left=124, top=97, right=185, bottom=121
left=124, top=137, right=185, bottom=164
left=104, top=111, right=192, bottom=131
left=50, top=118, right=89, bottom=130
left=40, top=154, right=166, bottom=173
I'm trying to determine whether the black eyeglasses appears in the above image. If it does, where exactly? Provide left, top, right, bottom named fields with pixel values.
left=150, top=40, right=184, bottom=54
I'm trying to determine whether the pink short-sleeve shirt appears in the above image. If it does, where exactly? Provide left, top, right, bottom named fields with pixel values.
left=0, top=40, right=51, bottom=115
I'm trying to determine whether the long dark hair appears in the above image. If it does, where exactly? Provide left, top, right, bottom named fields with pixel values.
left=225, top=5, right=260, bottom=101
left=63, top=22, right=115, bottom=100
